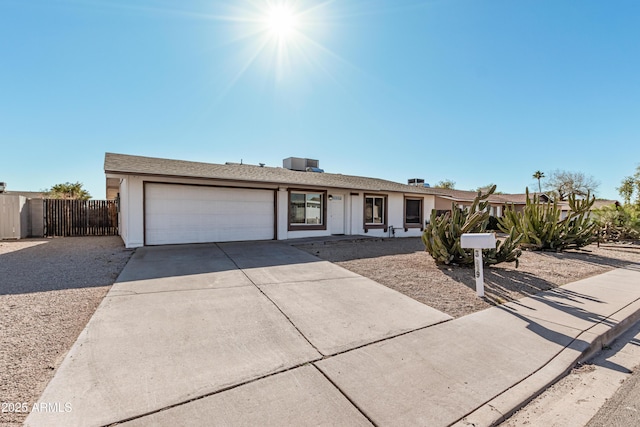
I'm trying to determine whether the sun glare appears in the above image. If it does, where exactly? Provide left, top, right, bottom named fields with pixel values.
left=266, top=5, right=297, bottom=37
left=209, top=0, right=347, bottom=89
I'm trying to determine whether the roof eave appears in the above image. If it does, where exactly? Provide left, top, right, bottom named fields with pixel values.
left=104, top=169, right=434, bottom=195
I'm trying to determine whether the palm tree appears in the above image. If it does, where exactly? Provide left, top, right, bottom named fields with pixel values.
left=46, top=182, right=91, bottom=200
left=532, top=171, right=545, bottom=193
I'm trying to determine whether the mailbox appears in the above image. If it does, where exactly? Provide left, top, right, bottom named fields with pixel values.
left=460, top=233, right=496, bottom=249
left=460, top=233, right=496, bottom=298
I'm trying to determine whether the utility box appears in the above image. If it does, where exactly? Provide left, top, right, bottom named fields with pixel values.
left=0, top=194, right=27, bottom=239
left=460, top=233, right=496, bottom=249
left=283, top=157, right=319, bottom=172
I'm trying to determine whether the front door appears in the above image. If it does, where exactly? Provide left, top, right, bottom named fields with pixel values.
left=329, top=194, right=345, bottom=235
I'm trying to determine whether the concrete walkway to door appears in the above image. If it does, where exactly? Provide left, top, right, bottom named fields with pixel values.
left=26, top=241, right=451, bottom=426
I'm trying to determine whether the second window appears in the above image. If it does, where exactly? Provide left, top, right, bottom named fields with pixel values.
left=365, top=196, right=385, bottom=224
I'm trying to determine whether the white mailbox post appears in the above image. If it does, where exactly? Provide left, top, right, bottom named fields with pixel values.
left=460, top=233, right=496, bottom=297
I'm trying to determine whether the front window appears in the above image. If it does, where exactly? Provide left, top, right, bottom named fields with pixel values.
left=405, top=198, right=422, bottom=226
left=365, top=196, right=385, bottom=224
left=290, top=192, right=324, bottom=225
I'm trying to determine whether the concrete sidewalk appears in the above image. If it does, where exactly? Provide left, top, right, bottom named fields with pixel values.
left=25, top=242, right=640, bottom=427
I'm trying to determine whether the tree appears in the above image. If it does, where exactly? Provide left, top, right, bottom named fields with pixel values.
left=434, top=179, right=456, bottom=189
left=45, top=182, right=91, bottom=200
left=475, top=183, right=503, bottom=194
left=618, top=177, right=635, bottom=206
left=616, top=165, right=640, bottom=207
left=544, top=170, right=599, bottom=201
left=532, top=171, right=545, bottom=193
left=635, top=166, right=640, bottom=207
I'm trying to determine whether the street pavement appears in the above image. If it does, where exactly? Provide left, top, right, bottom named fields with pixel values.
left=501, top=318, right=640, bottom=426
left=586, top=319, right=640, bottom=427
left=587, top=360, right=640, bottom=427
left=25, top=242, right=640, bottom=427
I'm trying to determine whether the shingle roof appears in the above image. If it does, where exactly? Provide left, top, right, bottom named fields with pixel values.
left=104, top=152, right=443, bottom=195
left=593, top=199, right=620, bottom=209
left=490, top=193, right=551, bottom=204
left=104, top=153, right=618, bottom=207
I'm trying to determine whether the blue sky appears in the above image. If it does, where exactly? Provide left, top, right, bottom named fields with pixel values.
left=2, top=0, right=638, bottom=200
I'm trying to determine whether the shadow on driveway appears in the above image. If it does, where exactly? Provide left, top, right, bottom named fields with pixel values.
left=115, top=241, right=325, bottom=284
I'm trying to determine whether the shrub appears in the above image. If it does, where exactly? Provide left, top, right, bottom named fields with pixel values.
left=592, top=204, right=640, bottom=241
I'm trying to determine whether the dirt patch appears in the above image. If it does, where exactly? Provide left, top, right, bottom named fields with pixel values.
left=0, top=237, right=132, bottom=426
left=295, top=238, right=640, bottom=318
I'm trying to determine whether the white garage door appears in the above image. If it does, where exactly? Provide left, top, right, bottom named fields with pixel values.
left=145, top=183, right=275, bottom=245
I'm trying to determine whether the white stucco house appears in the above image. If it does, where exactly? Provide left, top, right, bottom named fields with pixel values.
left=104, top=153, right=618, bottom=248
left=105, top=153, right=454, bottom=248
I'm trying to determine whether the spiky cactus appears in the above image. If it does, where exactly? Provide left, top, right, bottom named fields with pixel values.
left=422, top=186, right=522, bottom=266
left=498, top=189, right=598, bottom=251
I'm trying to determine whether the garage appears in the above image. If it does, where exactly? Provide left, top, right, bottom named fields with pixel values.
left=144, top=183, right=275, bottom=245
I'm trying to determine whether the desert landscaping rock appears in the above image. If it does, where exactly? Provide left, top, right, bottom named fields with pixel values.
left=0, top=237, right=131, bottom=426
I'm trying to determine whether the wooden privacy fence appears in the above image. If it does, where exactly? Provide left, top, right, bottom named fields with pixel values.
left=44, top=199, right=118, bottom=237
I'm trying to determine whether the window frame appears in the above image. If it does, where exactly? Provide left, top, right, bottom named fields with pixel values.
left=403, top=196, right=424, bottom=231
left=287, top=189, right=327, bottom=231
left=363, top=194, right=388, bottom=231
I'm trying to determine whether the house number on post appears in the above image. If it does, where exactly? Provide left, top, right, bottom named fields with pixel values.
left=460, top=233, right=497, bottom=298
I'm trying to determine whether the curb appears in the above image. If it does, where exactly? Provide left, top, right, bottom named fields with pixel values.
left=452, top=298, right=640, bottom=427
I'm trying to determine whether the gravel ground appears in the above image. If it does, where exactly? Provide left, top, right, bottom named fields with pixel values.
left=295, top=237, right=640, bottom=318
left=0, top=237, right=131, bottom=426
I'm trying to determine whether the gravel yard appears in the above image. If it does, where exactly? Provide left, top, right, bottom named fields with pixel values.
left=0, top=237, right=131, bottom=426
left=295, top=237, right=640, bottom=318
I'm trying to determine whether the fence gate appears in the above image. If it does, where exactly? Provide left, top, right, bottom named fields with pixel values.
left=44, top=199, right=118, bottom=237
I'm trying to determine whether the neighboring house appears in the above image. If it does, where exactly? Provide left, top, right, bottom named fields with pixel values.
left=429, top=189, right=527, bottom=218
left=104, top=153, right=618, bottom=248
left=491, top=193, right=618, bottom=220
left=435, top=191, right=619, bottom=221
left=592, top=199, right=621, bottom=209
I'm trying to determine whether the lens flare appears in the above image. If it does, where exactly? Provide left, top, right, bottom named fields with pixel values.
left=266, top=5, right=297, bottom=37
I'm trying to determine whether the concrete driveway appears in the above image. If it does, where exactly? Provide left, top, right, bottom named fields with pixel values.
left=27, top=241, right=451, bottom=426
